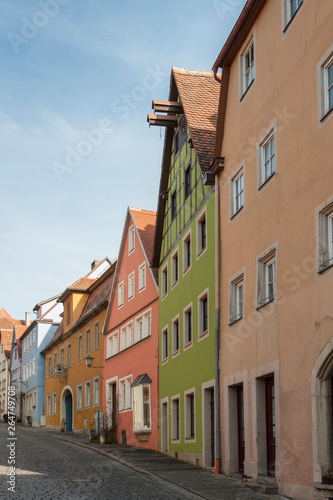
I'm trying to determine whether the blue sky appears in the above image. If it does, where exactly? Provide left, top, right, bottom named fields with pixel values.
left=0, top=0, right=245, bottom=320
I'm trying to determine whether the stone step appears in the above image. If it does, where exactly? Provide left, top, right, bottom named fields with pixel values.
left=245, top=483, right=279, bottom=495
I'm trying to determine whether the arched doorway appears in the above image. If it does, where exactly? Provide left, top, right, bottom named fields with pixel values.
left=65, top=391, right=73, bottom=432
left=61, top=386, right=74, bottom=433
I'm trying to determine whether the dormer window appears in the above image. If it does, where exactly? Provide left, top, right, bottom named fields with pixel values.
left=129, top=225, right=135, bottom=254
left=66, top=301, right=70, bottom=326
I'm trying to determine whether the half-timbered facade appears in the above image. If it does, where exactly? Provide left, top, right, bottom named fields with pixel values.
left=149, top=68, right=220, bottom=467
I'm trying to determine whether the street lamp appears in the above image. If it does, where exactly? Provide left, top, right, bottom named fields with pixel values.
left=84, top=355, right=103, bottom=369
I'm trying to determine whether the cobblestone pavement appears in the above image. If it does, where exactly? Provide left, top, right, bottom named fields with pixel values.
left=0, top=425, right=204, bottom=500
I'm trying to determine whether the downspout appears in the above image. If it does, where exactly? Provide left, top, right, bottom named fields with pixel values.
left=215, top=173, right=221, bottom=475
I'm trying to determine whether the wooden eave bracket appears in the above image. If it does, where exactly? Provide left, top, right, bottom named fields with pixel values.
left=210, top=156, right=225, bottom=175
left=152, top=100, right=183, bottom=115
left=147, top=114, right=178, bottom=128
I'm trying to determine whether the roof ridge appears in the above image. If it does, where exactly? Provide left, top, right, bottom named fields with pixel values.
left=172, top=67, right=214, bottom=77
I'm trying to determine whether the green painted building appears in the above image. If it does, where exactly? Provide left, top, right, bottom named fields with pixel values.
left=149, top=68, right=220, bottom=468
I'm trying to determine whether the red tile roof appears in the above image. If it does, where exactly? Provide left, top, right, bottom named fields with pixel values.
left=69, top=278, right=96, bottom=291
left=131, top=208, right=157, bottom=265
left=1, top=330, right=13, bottom=351
left=172, top=68, right=220, bottom=172
left=78, top=272, right=114, bottom=324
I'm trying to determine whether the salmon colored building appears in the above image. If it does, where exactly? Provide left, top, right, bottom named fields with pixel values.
left=103, top=208, right=159, bottom=449
left=42, top=259, right=115, bottom=434
left=210, top=0, right=333, bottom=498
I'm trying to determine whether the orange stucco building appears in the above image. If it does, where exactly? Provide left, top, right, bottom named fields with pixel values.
left=43, top=260, right=115, bottom=433
left=211, top=1, right=333, bottom=498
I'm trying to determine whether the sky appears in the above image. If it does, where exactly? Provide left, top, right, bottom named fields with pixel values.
left=0, top=0, right=246, bottom=320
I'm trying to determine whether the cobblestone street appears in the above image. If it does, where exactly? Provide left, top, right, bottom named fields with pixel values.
left=0, top=426, right=203, bottom=500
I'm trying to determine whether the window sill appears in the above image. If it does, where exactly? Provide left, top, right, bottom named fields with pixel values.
left=318, top=261, right=333, bottom=274
left=228, top=316, right=243, bottom=326
left=196, top=247, right=207, bottom=260
left=184, top=340, right=193, bottom=351
left=230, top=206, right=244, bottom=221
left=258, top=171, right=275, bottom=191
left=320, top=106, right=333, bottom=123
left=256, top=298, right=274, bottom=310
left=162, top=357, right=168, bottom=365
left=183, top=265, right=191, bottom=276
left=172, top=350, right=180, bottom=358
left=283, top=2, right=303, bottom=34
left=198, top=330, right=208, bottom=340
left=240, top=79, right=254, bottom=102
left=171, top=280, right=179, bottom=289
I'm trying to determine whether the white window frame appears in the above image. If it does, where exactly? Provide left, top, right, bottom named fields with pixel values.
left=128, top=272, right=135, bottom=300
left=184, top=388, right=196, bottom=442
left=128, top=225, right=135, bottom=254
left=318, top=47, right=333, bottom=124
left=162, top=326, right=168, bottom=364
left=33, top=328, right=36, bottom=345
left=171, top=394, right=181, bottom=442
left=172, top=314, right=180, bottom=357
left=133, top=383, right=151, bottom=431
left=93, top=376, right=100, bottom=407
left=67, top=343, right=71, bottom=367
left=182, top=229, right=192, bottom=275
left=161, top=263, right=168, bottom=299
left=119, top=375, right=132, bottom=412
left=85, top=327, right=91, bottom=356
left=60, top=348, right=64, bottom=367
left=52, top=392, right=57, bottom=415
left=183, top=302, right=193, bottom=350
left=47, top=395, right=51, bottom=417
left=257, top=122, right=276, bottom=190
left=230, top=166, right=244, bottom=218
left=77, top=334, right=83, bottom=361
left=32, top=358, right=36, bottom=376
left=171, top=247, right=179, bottom=288
left=317, top=198, right=333, bottom=273
left=138, top=262, right=146, bottom=291
left=77, top=384, right=82, bottom=411
left=84, top=380, right=91, bottom=409
left=94, top=320, right=100, bottom=351
left=118, top=281, right=124, bottom=308
left=198, top=289, right=209, bottom=340
left=196, top=206, right=207, bottom=259
left=120, top=321, right=133, bottom=351
left=240, top=35, right=255, bottom=98
left=282, top=0, right=304, bottom=32
left=107, top=330, right=119, bottom=358
left=48, top=356, right=51, bottom=376
left=257, top=246, right=277, bottom=309
left=229, top=272, right=245, bottom=325
left=135, top=309, right=151, bottom=343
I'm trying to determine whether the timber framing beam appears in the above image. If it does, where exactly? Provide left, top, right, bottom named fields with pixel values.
left=147, top=114, right=178, bottom=128
left=152, top=100, right=183, bottom=115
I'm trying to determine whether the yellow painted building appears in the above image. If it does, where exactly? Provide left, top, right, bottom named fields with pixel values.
left=42, top=261, right=115, bottom=433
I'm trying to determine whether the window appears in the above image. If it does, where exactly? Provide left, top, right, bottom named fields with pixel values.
left=60, top=348, right=64, bottom=367
left=85, top=328, right=91, bottom=355
left=128, top=272, right=134, bottom=300
left=320, top=52, right=333, bottom=119
left=259, top=132, right=275, bottom=186
left=93, top=376, right=100, bottom=407
left=14, top=347, right=17, bottom=359
left=283, top=0, right=303, bottom=30
left=171, top=396, right=180, bottom=441
left=162, top=327, right=168, bottom=362
left=139, top=262, right=146, bottom=291
left=32, top=358, right=35, bottom=376
left=77, top=384, right=82, bottom=411
left=84, top=380, right=91, bottom=409
left=47, top=395, right=51, bottom=416
left=33, top=328, right=36, bottom=345
left=48, top=356, right=51, bottom=376
left=52, top=392, right=57, bottom=415
left=118, top=282, right=124, bottom=307
left=129, top=225, right=135, bottom=254
left=318, top=200, right=333, bottom=272
left=241, top=37, right=255, bottom=96
left=78, top=335, right=83, bottom=361
left=54, top=352, right=57, bottom=368
left=161, top=264, right=168, bottom=298
left=120, top=322, right=133, bottom=351
left=171, top=190, right=177, bottom=220
left=67, top=344, right=71, bottom=367
left=172, top=316, right=180, bottom=356
left=257, top=248, right=276, bottom=308
left=23, top=365, right=26, bottom=381
left=184, top=163, right=191, bottom=199
left=185, top=390, right=195, bottom=440
left=94, top=321, right=100, bottom=350
left=135, top=311, right=151, bottom=343
left=29, top=332, right=32, bottom=348
left=119, top=376, right=132, bottom=411
left=174, top=130, right=179, bottom=155
left=183, top=230, right=191, bottom=273
left=171, top=249, right=179, bottom=286
left=198, top=290, right=209, bottom=338
left=184, top=304, right=193, bottom=347
left=107, top=331, right=119, bottom=357
left=196, top=208, right=207, bottom=256
left=29, top=362, right=31, bottom=379
left=133, top=384, right=151, bottom=430
left=229, top=274, right=244, bottom=324
left=66, top=301, right=71, bottom=326
left=231, top=169, right=244, bottom=216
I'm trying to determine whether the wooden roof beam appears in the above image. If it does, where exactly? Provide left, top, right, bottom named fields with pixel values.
left=147, top=114, right=178, bottom=128
left=152, top=100, right=183, bottom=115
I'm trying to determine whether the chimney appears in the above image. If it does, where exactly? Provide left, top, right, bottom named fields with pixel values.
left=25, top=312, right=31, bottom=326
left=91, top=260, right=101, bottom=270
